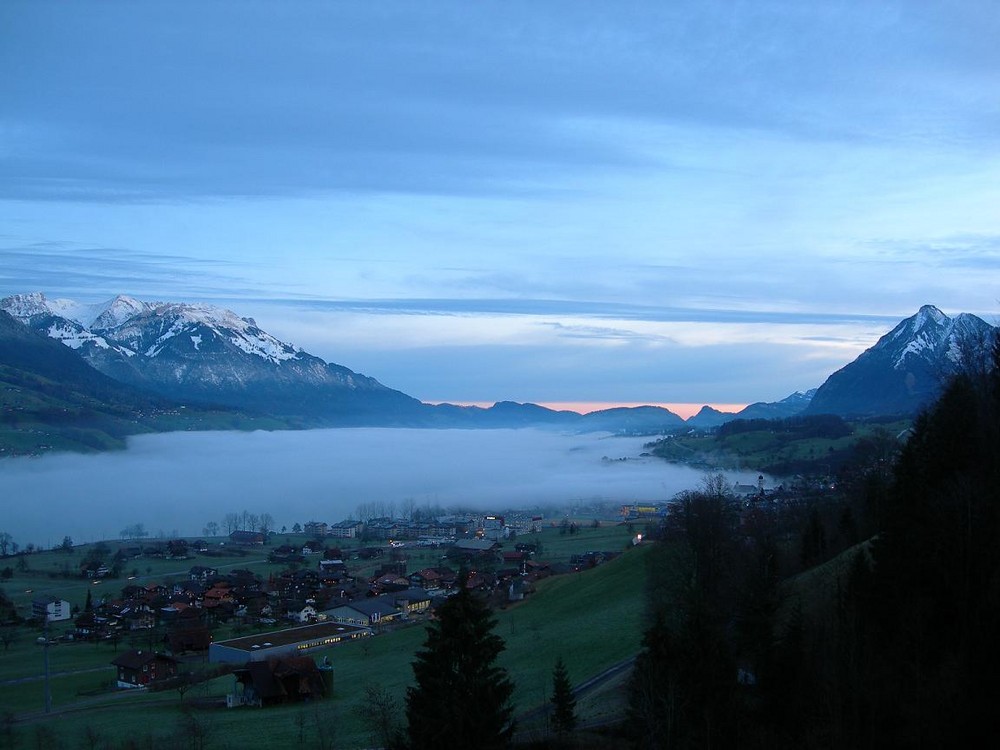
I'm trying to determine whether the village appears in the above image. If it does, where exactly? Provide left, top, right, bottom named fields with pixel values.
left=5, top=509, right=638, bottom=719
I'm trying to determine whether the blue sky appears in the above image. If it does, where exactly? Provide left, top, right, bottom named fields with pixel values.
left=1, top=1, right=998, bottom=414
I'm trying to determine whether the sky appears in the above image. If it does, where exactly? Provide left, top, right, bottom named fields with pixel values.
left=1, top=1, right=998, bottom=416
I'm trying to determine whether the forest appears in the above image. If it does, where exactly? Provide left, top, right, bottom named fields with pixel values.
left=627, top=339, right=1000, bottom=748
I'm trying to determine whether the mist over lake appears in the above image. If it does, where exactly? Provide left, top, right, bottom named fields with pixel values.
left=1, top=428, right=762, bottom=546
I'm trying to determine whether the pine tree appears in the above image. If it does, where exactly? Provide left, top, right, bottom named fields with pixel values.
left=550, top=656, right=576, bottom=737
left=405, top=585, right=515, bottom=750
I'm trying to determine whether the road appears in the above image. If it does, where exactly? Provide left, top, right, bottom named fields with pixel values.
left=515, top=654, right=636, bottom=731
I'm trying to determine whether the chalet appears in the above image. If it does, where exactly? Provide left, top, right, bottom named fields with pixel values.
left=229, top=530, right=266, bottom=546
left=317, top=559, right=350, bottom=583
left=408, top=568, right=442, bottom=589
left=450, top=538, right=503, bottom=564
left=111, top=649, right=180, bottom=688
left=508, top=579, right=528, bottom=602
left=453, top=538, right=500, bottom=553
left=269, top=545, right=304, bottom=564
left=284, top=601, right=318, bottom=624
left=189, top=565, right=218, bottom=583
left=119, top=604, right=155, bottom=631
left=166, top=625, right=212, bottom=654
left=301, top=540, right=325, bottom=555
left=80, top=562, right=110, bottom=579
left=226, top=569, right=263, bottom=590
left=227, top=657, right=331, bottom=707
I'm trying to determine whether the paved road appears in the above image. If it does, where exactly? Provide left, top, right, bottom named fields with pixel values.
left=0, top=665, right=113, bottom=687
left=515, top=654, right=637, bottom=730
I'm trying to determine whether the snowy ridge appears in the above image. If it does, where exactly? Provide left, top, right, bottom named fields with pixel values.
left=90, top=295, right=153, bottom=330
left=125, top=302, right=301, bottom=364
left=889, top=305, right=988, bottom=370
left=1, top=293, right=302, bottom=367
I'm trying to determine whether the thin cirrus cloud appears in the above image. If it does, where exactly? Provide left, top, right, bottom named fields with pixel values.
left=2, top=1, right=996, bottom=203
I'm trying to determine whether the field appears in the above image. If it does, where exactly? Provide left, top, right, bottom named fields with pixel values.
left=0, top=523, right=649, bottom=748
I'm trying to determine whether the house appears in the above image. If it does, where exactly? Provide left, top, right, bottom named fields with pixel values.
left=284, top=602, right=318, bottom=624
left=111, top=649, right=180, bottom=688
left=453, top=538, right=500, bottom=553
left=227, top=657, right=331, bottom=707
left=189, top=565, right=218, bottom=583
left=482, top=515, right=506, bottom=541
left=166, top=625, right=212, bottom=654
left=32, top=596, right=71, bottom=622
left=229, top=530, right=266, bottom=546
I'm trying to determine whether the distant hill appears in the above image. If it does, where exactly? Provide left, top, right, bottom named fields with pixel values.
left=805, top=305, right=995, bottom=417
left=683, top=390, right=817, bottom=430
left=0, top=309, right=167, bottom=453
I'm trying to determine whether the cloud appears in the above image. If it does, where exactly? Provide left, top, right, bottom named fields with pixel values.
left=0, top=242, right=269, bottom=302
left=0, top=428, right=766, bottom=543
left=2, top=1, right=998, bottom=202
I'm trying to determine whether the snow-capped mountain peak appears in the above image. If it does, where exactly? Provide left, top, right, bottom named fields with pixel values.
left=807, top=305, right=995, bottom=417
left=89, top=295, right=153, bottom=331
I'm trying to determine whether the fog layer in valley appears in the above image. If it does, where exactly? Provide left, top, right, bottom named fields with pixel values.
left=1, top=428, right=762, bottom=545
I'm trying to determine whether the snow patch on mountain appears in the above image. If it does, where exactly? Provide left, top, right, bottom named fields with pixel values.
left=46, top=321, right=112, bottom=350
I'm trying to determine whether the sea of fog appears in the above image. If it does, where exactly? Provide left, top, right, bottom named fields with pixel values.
left=0, top=428, right=763, bottom=546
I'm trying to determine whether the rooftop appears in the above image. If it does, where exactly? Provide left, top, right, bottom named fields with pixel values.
left=214, top=621, right=369, bottom=653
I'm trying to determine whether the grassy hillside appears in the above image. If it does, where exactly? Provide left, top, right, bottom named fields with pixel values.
left=648, top=416, right=909, bottom=476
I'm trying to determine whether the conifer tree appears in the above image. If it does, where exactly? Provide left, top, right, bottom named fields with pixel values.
left=405, top=584, right=515, bottom=750
left=550, top=656, right=576, bottom=737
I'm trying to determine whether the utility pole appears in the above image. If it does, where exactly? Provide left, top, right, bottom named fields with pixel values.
left=32, top=598, right=52, bottom=713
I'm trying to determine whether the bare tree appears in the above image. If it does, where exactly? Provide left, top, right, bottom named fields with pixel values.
left=223, top=513, right=239, bottom=535
left=0, top=625, right=19, bottom=653
left=0, top=532, right=12, bottom=557
left=203, top=521, right=219, bottom=538
left=357, top=684, right=403, bottom=749
left=259, top=513, right=275, bottom=536
left=401, top=498, right=416, bottom=521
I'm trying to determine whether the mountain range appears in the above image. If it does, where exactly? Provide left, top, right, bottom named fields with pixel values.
left=1, top=293, right=995, bottom=453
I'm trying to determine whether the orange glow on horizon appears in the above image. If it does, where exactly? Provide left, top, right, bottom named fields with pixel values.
left=536, top=402, right=749, bottom=420
left=425, top=400, right=749, bottom=421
